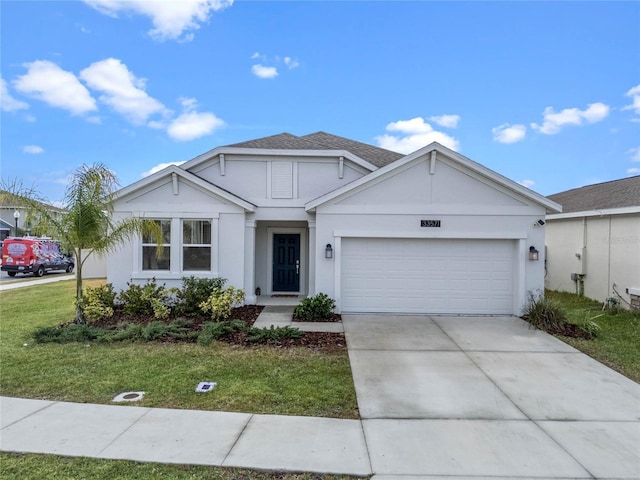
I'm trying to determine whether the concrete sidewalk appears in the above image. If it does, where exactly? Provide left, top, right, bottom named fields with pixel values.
left=0, top=273, right=74, bottom=291
left=0, top=397, right=370, bottom=475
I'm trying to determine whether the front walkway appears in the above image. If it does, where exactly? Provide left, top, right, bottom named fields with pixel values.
left=1, top=314, right=639, bottom=479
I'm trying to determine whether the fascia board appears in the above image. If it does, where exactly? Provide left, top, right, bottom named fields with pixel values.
left=181, top=147, right=378, bottom=173
left=547, top=206, right=640, bottom=220
left=306, top=142, right=563, bottom=213
left=114, top=165, right=255, bottom=212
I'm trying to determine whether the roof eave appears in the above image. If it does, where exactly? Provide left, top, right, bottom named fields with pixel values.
left=113, top=165, right=256, bottom=212
left=182, top=147, right=378, bottom=173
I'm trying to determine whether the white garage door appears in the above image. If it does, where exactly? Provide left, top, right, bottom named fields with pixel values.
left=341, top=238, right=515, bottom=314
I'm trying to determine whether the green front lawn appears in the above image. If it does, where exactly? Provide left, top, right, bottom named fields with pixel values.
left=547, top=290, right=640, bottom=383
left=0, top=280, right=358, bottom=418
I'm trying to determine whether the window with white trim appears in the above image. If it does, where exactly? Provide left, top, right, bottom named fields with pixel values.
left=142, top=219, right=171, bottom=270
left=182, top=220, right=211, bottom=271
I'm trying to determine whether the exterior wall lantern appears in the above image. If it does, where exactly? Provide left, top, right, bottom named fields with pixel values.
left=325, top=243, right=333, bottom=259
left=529, top=246, right=539, bottom=261
left=13, top=210, right=20, bottom=236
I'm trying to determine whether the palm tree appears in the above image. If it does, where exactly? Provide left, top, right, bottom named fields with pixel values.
left=5, top=163, right=162, bottom=324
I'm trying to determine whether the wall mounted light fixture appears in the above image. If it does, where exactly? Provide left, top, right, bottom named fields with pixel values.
left=325, top=243, right=333, bottom=259
left=529, top=246, right=539, bottom=261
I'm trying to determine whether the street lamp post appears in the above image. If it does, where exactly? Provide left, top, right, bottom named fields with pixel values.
left=13, top=210, right=20, bottom=237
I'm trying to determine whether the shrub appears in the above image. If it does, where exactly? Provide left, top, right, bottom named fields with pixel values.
left=140, top=320, right=190, bottom=341
left=247, top=325, right=303, bottom=344
left=33, top=324, right=104, bottom=344
left=175, top=276, right=227, bottom=317
left=81, top=283, right=117, bottom=322
left=118, top=279, right=173, bottom=319
left=294, top=293, right=336, bottom=321
left=523, top=292, right=568, bottom=332
left=199, top=286, right=245, bottom=321
left=197, top=320, right=247, bottom=346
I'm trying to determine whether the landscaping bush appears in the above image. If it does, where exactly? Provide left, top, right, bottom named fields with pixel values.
left=33, top=324, right=104, bottom=344
left=247, top=325, right=303, bottom=344
left=174, top=276, right=227, bottom=317
left=199, top=286, right=245, bottom=321
left=81, top=283, right=117, bottom=322
left=294, top=293, right=336, bottom=321
left=118, top=279, right=174, bottom=319
left=523, top=293, right=568, bottom=332
left=197, top=320, right=247, bottom=346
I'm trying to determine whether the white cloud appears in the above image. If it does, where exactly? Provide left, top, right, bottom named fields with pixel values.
left=252, top=64, right=278, bottom=79
left=376, top=117, right=460, bottom=154
left=519, top=179, right=535, bottom=189
left=622, top=84, right=640, bottom=116
left=80, top=58, right=167, bottom=125
left=142, top=161, right=186, bottom=177
left=166, top=97, right=224, bottom=141
left=629, top=146, right=640, bottom=163
left=83, top=0, right=233, bottom=42
left=1, top=77, right=29, bottom=112
left=429, top=114, right=460, bottom=128
left=530, top=102, right=610, bottom=135
left=23, top=145, right=44, bottom=154
left=284, top=57, right=300, bottom=70
left=13, top=60, right=97, bottom=115
left=492, top=123, right=527, bottom=144
left=628, top=167, right=640, bottom=176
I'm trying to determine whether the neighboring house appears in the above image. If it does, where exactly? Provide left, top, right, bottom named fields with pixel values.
left=108, top=132, right=560, bottom=315
left=0, top=218, right=11, bottom=241
left=0, top=190, right=65, bottom=237
left=545, top=176, right=640, bottom=309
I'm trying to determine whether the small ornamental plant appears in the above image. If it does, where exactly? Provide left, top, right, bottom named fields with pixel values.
left=199, top=286, right=245, bottom=321
left=294, top=293, right=336, bottom=321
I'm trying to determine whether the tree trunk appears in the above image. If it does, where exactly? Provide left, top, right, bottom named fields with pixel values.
left=74, top=248, right=85, bottom=324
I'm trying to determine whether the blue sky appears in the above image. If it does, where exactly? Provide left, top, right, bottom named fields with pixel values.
left=2, top=1, right=639, bottom=204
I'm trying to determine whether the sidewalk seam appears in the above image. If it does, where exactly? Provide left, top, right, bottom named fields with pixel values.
left=221, top=413, right=253, bottom=466
left=1, top=399, right=58, bottom=430
left=96, top=407, right=152, bottom=456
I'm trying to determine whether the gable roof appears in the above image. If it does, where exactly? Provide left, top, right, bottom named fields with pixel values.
left=306, top=142, right=562, bottom=213
left=225, top=133, right=329, bottom=151
left=113, top=165, right=256, bottom=212
left=301, top=132, right=404, bottom=168
left=547, top=176, right=640, bottom=213
left=224, top=131, right=403, bottom=168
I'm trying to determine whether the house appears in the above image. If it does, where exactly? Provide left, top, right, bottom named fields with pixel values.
left=108, top=132, right=561, bottom=315
left=545, top=176, right=640, bottom=310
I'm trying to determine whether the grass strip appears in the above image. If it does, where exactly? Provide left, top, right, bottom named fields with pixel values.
left=547, top=290, right=640, bottom=383
left=0, top=452, right=367, bottom=480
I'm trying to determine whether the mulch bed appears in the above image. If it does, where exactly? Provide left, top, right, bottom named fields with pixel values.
left=90, top=306, right=347, bottom=351
left=522, top=317, right=593, bottom=339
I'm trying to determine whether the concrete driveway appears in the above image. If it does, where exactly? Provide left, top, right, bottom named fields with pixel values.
left=343, top=314, right=640, bottom=479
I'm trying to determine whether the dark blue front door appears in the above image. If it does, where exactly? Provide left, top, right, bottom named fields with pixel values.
left=272, top=234, right=300, bottom=292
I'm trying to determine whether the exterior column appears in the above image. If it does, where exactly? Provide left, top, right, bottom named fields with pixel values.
left=308, top=220, right=316, bottom=296
left=244, top=219, right=257, bottom=305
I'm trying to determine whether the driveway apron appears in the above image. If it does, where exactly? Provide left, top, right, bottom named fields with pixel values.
left=343, top=314, right=640, bottom=479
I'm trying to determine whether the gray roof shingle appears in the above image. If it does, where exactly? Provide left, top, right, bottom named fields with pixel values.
left=301, top=131, right=404, bottom=168
left=547, top=176, right=640, bottom=213
left=224, top=131, right=403, bottom=168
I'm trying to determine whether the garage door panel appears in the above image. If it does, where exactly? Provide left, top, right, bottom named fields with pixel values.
left=341, top=238, right=515, bottom=314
